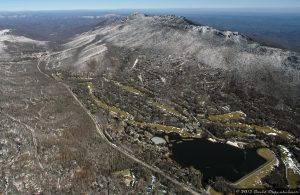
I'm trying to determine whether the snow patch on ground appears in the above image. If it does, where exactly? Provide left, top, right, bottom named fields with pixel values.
left=226, top=141, right=240, bottom=148
left=208, top=138, right=217, bottom=143
left=138, top=74, right=143, bottom=84
left=226, top=140, right=247, bottom=148
left=279, top=145, right=300, bottom=174
left=131, top=58, right=139, bottom=69
left=160, top=76, right=166, bottom=84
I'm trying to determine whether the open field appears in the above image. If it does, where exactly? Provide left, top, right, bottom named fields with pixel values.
left=223, top=123, right=295, bottom=142
left=208, top=112, right=246, bottom=121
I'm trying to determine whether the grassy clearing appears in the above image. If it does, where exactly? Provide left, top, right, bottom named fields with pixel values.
left=208, top=111, right=246, bottom=121
left=52, top=73, right=62, bottom=81
left=224, top=123, right=294, bottom=141
left=87, top=82, right=133, bottom=119
left=114, top=169, right=131, bottom=177
left=94, top=97, right=131, bottom=119
left=68, top=76, right=93, bottom=82
left=116, top=121, right=126, bottom=133
left=208, top=187, right=223, bottom=195
left=224, top=130, right=252, bottom=138
left=287, top=169, right=300, bottom=189
left=224, top=123, right=251, bottom=129
left=208, top=112, right=294, bottom=141
left=257, top=148, right=275, bottom=161
left=252, top=125, right=294, bottom=141
left=148, top=100, right=187, bottom=120
left=235, top=148, right=276, bottom=189
left=113, top=169, right=135, bottom=186
left=112, top=80, right=144, bottom=96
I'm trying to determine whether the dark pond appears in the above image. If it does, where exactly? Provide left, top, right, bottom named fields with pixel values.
left=170, top=138, right=267, bottom=183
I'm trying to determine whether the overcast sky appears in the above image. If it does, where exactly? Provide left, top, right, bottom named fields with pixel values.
left=1, top=0, right=300, bottom=11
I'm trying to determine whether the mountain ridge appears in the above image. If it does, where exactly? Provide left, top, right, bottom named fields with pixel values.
left=49, top=14, right=299, bottom=105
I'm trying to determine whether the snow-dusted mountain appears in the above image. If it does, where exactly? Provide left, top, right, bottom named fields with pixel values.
left=0, top=29, right=46, bottom=57
left=49, top=13, right=300, bottom=107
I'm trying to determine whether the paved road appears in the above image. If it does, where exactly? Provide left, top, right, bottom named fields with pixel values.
left=36, top=54, right=204, bottom=195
